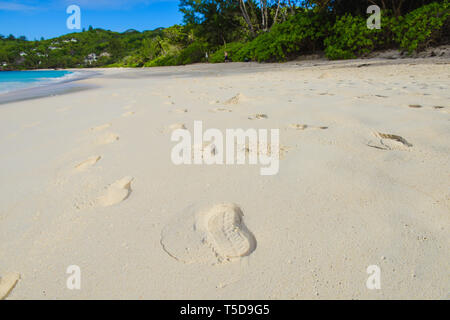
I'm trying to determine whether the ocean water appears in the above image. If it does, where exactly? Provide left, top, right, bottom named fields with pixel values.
left=0, top=70, right=74, bottom=94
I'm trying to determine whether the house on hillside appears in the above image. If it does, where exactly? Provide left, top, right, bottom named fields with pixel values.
left=84, top=53, right=97, bottom=64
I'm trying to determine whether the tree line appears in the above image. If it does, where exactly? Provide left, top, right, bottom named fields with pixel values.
left=0, top=0, right=448, bottom=70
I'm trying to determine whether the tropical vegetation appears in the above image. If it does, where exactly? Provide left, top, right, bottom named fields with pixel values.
left=0, top=0, right=448, bottom=70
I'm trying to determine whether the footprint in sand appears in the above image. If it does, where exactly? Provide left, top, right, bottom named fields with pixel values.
left=433, top=106, right=449, bottom=113
left=91, top=123, right=111, bottom=132
left=240, top=142, right=291, bottom=160
left=98, top=133, right=120, bottom=145
left=98, top=176, right=134, bottom=207
left=172, top=108, right=188, bottom=114
left=408, top=104, right=423, bottom=108
left=248, top=114, right=268, bottom=120
left=191, top=142, right=217, bottom=161
left=368, top=132, right=413, bottom=151
left=318, top=72, right=331, bottom=79
left=210, top=107, right=232, bottom=113
left=75, top=156, right=101, bottom=171
left=0, top=273, right=20, bottom=300
left=288, top=124, right=328, bottom=130
left=168, top=123, right=187, bottom=132
left=122, top=111, right=135, bottom=117
left=289, top=124, right=308, bottom=130
left=224, top=93, right=246, bottom=105
left=161, top=203, right=256, bottom=265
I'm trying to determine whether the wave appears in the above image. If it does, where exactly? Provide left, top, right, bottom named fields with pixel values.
left=0, top=70, right=80, bottom=95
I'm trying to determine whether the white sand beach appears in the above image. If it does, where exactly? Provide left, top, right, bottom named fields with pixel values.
left=0, top=59, right=449, bottom=299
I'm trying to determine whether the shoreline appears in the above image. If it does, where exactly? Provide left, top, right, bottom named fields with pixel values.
left=0, top=53, right=449, bottom=106
left=0, top=70, right=101, bottom=105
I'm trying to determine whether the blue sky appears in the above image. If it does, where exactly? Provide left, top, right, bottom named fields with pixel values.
left=0, top=0, right=183, bottom=40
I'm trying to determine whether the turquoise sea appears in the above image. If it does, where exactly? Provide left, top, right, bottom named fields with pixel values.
left=0, top=70, right=74, bottom=94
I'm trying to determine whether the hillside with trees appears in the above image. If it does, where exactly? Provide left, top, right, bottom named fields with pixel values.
left=0, top=0, right=448, bottom=70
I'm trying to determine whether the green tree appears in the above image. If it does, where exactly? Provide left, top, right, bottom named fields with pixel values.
left=141, top=37, right=163, bottom=60
left=179, top=0, right=242, bottom=45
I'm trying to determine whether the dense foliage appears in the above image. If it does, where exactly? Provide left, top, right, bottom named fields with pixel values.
left=209, top=41, right=245, bottom=62
left=324, top=14, right=398, bottom=60
left=393, top=1, right=450, bottom=53
left=0, top=28, right=164, bottom=70
left=0, top=0, right=448, bottom=70
left=232, top=10, right=329, bottom=62
left=324, top=1, right=449, bottom=59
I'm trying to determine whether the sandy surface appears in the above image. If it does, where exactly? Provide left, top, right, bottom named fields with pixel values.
left=0, top=59, right=449, bottom=299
